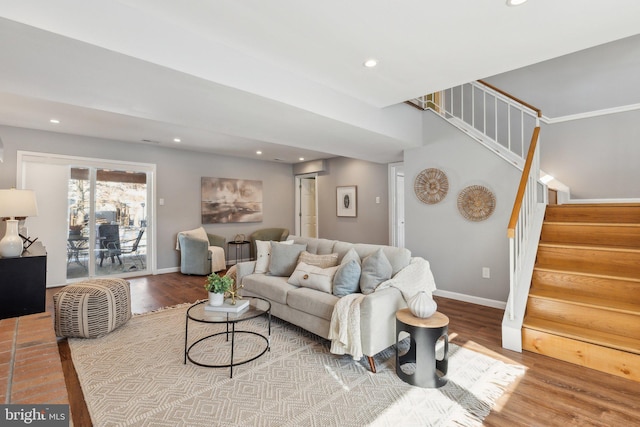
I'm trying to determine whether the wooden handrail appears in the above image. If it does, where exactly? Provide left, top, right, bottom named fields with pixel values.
left=478, top=80, right=542, bottom=118
left=507, top=126, right=541, bottom=238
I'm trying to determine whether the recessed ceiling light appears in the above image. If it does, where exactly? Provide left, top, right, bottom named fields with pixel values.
left=173, top=138, right=181, bottom=143
left=506, top=0, right=527, bottom=6
left=256, top=150, right=262, bottom=155
left=50, top=119, right=60, bottom=124
left=363, top=59, right=378, bottom=68
left=299, top=157, right=305, bottom=161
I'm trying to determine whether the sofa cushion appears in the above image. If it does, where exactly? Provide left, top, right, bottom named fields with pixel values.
left=288, top=236, right=337, bottom=254
left=333, top=242, right=410, bottom=276
left=288, top=262, right=339, bottom=293
left=287, top=287, right=339, bottom=321
left=298, top=251, right=339, bottom=268
left=332, top=259, right=362, bottom=297
left=359, top=248, right=392, bottom=294
left=242, top=274, right=295, bottom=305
left=268, top=242, right=307, bottom=276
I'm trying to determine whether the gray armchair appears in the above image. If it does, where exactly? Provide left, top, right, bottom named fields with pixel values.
left=178, top=232, right=226, bottom=275
left=249, top=228, right=289, bottom=259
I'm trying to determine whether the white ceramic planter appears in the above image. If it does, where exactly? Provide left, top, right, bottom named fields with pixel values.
left=208, top=292, right=224, bottom=306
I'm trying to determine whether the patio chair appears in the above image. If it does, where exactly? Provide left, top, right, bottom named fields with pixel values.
left=98, top=224, right=122, bottom=267
left=120, top=229, right=146, bottom=270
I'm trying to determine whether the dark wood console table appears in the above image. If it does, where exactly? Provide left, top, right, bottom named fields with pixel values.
left=0, top=242, right=47, bottom=320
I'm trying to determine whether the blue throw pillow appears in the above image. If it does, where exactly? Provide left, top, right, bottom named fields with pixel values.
left=332, top=259, right=361, bottom=296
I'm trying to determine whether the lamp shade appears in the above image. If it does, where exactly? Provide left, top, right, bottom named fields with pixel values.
left=0, top=189, right=38, bottom=218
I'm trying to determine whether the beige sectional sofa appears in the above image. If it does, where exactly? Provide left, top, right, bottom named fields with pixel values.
left=235, top=235, right=432, bottom=372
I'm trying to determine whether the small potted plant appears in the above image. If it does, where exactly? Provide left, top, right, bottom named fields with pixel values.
left=204, top=273, right=234, bottom=306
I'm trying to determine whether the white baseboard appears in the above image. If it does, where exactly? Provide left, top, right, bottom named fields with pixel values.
left=433, top=289, right=506, bottom=310
left=156, top=266, right=180, bottom=274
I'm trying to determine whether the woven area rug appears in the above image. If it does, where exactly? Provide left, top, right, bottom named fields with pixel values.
left=68, top=303, right=525, bottom=427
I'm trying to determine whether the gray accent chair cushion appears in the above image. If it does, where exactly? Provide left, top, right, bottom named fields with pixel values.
left=178, top=232, right=226, bottom=275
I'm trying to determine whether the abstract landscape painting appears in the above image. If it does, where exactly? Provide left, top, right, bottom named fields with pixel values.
left=201, top=177, right=263, bottom=223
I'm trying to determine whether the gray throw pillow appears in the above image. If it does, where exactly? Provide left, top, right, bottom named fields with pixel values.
left=332, top=259, right=361, bottom=296
left=268, top=242, right=307, bottom=276
left=359, top=248, right=392, bottom=294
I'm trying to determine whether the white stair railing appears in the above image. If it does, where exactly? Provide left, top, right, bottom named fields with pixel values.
left=409, top=80, right=547, bottom=351
left=409, top=80, right=540, bottom=168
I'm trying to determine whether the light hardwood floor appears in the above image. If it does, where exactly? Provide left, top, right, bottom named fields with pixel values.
left=46, top=273, right=640, bottom=427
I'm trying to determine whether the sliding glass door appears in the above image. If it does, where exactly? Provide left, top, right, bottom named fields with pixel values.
left=67, top=167, right=148, bottom=280
left=18, top=151, right=155, bottom=286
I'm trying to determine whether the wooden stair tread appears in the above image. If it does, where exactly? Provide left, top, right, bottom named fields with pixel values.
left=528, top=288, right=640, bottom=314
left=535, top=262, right=640, bottom=282
left=538, top=242, right=640, bottom=253
left=544, top=221, right=640, bottom=227
left=545, top=204, right=640, bottom=224
left=523, top=316, right=640, bottom=355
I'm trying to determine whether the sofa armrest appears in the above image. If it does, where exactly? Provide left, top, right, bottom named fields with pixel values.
left=359, top=287, right=407, bottom=357
left=236, top=261, right=257, bottom=285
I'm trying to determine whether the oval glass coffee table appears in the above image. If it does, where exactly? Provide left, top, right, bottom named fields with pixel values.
left=184, top=297, right=271, bottom=378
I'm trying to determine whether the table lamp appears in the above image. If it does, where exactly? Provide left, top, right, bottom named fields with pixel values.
left=0, top=189, right=39, bottom=257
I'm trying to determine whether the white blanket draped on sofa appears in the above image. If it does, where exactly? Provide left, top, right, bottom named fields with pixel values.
left=329, top=257, right=437, bottom=360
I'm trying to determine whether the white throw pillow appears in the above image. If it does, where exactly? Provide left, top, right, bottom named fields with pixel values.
left=254, top=240, right=271, bottom=274
left=254, top=239, right=293, bottom=274
left=288, top=262, right=339, bottom=293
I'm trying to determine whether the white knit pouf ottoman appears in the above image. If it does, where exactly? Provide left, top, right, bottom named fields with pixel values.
left=54, top=278, right=132, bottom=338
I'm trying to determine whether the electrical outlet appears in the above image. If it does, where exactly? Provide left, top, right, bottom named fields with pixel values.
left=482, top=267, right=490, bottom=279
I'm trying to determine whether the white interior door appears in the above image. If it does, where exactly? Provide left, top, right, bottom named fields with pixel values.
left=396, top=172, right=405, bottom=248
left=388, top=163, right=405, bottom=248
left=295, top=173, right=318, bottom=238
left=300, top=177, right=317, bottom=238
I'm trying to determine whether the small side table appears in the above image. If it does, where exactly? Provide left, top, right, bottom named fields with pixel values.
left=396, top=309, right=449, bottom=388
left=227, top=240, right=250, bottom=265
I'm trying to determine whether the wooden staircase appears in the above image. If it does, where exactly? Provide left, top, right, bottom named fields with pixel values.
left=522, top=203, right=640, bottom=382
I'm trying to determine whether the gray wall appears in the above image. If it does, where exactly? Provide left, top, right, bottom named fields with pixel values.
left=539, top=110, right=640, bottom=199
left=0, top=126, right=391, bottom=272
left=404, top=113, right=520, bottom=303
left=0, top=125, right=296, bottom=270
left=484, top=34, right=640, bottom=200
left=315, top=157, right=389, bottom=245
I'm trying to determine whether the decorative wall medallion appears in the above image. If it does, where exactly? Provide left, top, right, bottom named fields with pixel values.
left=457, top=185, right=496, bottom=221
left=414, top=168, right=449, bottom=204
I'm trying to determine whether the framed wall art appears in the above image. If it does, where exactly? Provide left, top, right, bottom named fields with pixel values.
left=336, top=185, right=357, bottom=217
left=201, top=177, right=263, bottom=223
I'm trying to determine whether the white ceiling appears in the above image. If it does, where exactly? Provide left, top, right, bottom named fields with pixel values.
left=1, top=0, right=640, bottom=164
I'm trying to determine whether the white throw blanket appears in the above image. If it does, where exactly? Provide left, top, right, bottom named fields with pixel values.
left=328, top=257, right=437, bottom=360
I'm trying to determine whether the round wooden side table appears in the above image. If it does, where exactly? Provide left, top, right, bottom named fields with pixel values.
left=396, top=309, right=449, bottom=388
